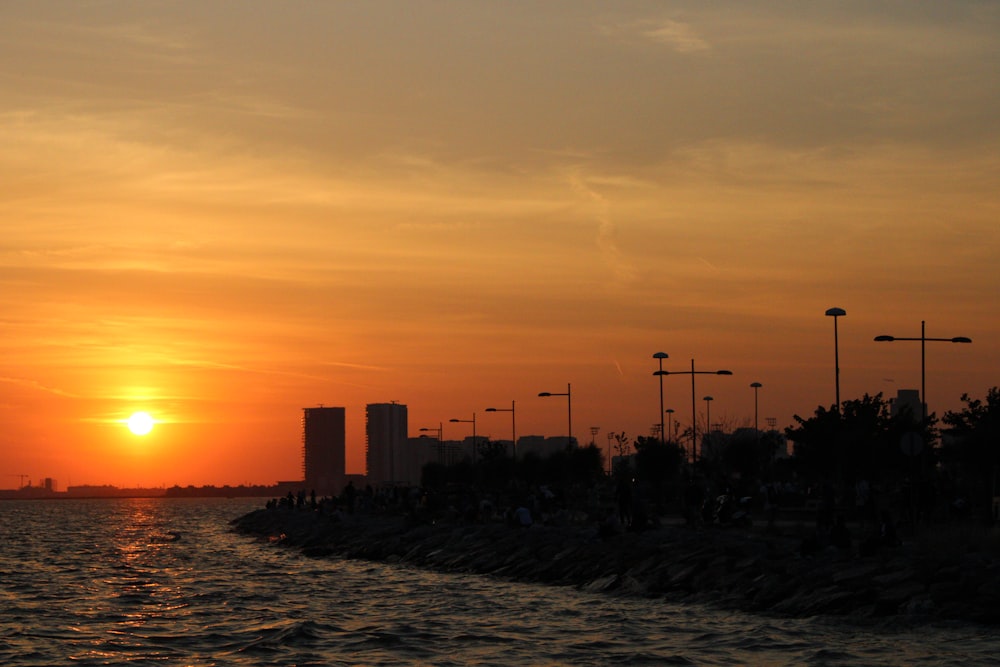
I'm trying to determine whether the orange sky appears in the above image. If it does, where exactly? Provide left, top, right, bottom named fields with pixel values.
left=2, top=3, right=998, bottom=488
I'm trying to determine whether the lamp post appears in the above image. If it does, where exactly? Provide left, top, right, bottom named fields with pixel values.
left=485, top=401, right=516, bottom=460
left=665, top=408, right=676, bottom=442
left=419, top=423, right=445, bottom=464
left=654, top=359, right=733, bottom=462
left=703, top=395, right=714, bottom=434
left=590, top=426, right=600, bottom=446
left=538, top=383, right=572, bottom=445
left=874, top=320, right=972, bottom=421
left=750, top=382, right=763, bottom=434
left=825, top=307, right=846, bottom=412
left=449, top=414, right=476, bottom=463
left=653, top=352, right=669, bottom=445
left=606, top=431, right=614, bottom=475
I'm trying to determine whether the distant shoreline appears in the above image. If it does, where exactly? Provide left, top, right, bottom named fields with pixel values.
left=0, top=488, right=278, bottom=500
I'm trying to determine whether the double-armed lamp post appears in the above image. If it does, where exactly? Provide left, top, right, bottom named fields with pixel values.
left=538, top=383, right=572, bottom=445
left=874, top=320, right=972, bottom=421
left=653, top=352, right=669, bottom=445
left=485, top=401, right=516, bottom=460
left=654, top=359, right=732, bottom=462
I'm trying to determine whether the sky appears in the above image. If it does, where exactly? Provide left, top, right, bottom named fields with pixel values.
left=2, top=1, right=998, bottom=488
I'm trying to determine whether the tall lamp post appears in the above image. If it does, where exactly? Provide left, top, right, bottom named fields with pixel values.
left=654, top=359, right=733, bottom=462
left=825, top=307, right=846, bottom=412
left=485, top=401, right=516, bottom=460
left=653, top=352, right=669, bottom=445
left=419, top=423, right=445, bottom=464
left=538, top=382, right=572, bottom=445
left=665, top=408, right=676, bottom=442
left=703, top=395, right=714, bottom=435
left=606, top=431, right=614, bottom=475
left=449, top=414, right=476, bottom=463
left=874, top=320, right=972, bottom=421
left=750, top=382, right=763, bottom=434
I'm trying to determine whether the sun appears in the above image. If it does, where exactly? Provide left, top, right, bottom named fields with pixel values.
left=126, top=411, right=155, bottom=436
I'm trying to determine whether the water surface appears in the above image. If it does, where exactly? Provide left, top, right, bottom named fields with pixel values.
left=0, top=498, right=994, bottom=665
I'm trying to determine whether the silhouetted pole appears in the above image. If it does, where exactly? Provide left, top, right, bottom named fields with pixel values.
left=874, top=320, right=972, bottom=421
left=665, top=408, right=676, bottom=442
left=703, top=395, right=714, bottom=444
left=538, top=383, right=572, bottom=445
left=449, top=414, right=476, bottom=462
left=419, top=423, right=444, bottom=464
left=656, top=359, right=733, bottom=462
left=750, top=382, right=763, bottom=433
left=485, top=400, right=516, bottom=460
left=653, top=352, right=669, bottom=445
left=825, top=307, right=846, bottom=412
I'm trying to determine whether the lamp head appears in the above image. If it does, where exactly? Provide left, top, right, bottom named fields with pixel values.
left=538, top=392, right=552, bottom=397
left=825, top=307, right=846, bottom=317
left=717, top=370, right=733, bottom=375
left=952, top=337, right=972, bottom=343
left=750, top=382, right=762, bottom=388
left=653, top=352, right=669, bottom=359
left=874, top=335, right=895, bottom=342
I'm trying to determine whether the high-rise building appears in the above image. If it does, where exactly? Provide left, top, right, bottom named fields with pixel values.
left=366, top=402, right=408, bottom=486
left=302, top=406, right=346, bottom=495
left=891, top=389, right=923, bottom=422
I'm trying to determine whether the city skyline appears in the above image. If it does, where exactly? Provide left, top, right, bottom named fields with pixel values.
left=2, top=2, right=998, bottom=488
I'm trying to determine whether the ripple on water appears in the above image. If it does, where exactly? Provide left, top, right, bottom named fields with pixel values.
left=3, top=499, right=1000, bottom=667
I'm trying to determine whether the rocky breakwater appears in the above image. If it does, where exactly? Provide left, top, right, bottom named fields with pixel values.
left=232, top=508, right=1000, bottom=625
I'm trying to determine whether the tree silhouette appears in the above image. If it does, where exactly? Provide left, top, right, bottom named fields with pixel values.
left=940, top=387, right=1000, bottom=519
left=786, top=393, right=934, bottom=486
left=632, top=435, right=684, bottom=511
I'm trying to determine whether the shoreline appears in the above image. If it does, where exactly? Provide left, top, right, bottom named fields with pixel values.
left=232, top=508, right=1000, bottom=626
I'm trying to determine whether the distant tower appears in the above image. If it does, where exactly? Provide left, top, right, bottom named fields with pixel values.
left=891, top=389, right=923, bottom=423
left=302, top=406, right=346, bottom=495
left=366, top=402, right=408, bottom=487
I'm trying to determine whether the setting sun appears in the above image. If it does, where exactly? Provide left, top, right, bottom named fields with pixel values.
left=126, top=412, right=155, bottom=436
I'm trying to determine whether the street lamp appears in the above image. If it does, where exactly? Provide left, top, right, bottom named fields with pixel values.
left=703, top=395, right=714, bottom=434
left=419, top=423, right=445, bottom=464
left=874, top=320, right=972, bottom=421
left=538, top=382, right=572, bottom=445
left=665, top=408, right=676, bottom=442
left=449, top=413, right=477, bottom=462
left=653, top=352, right=669, bottom=445
left=750, top=382, right=763, bottom=434
left=419, top=424, right=442, bottom=438
left=485, top=401, right=516, bottom=460
left=590, top=426, right=600, bottom=446
left=654, top=359, right=733, bottom=462
left=606, top=431, right=614, bottom=475
left=825, top=307, right=846, bottom=412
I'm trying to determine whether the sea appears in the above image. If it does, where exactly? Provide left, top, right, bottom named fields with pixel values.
left=0, top=497, right=996, bottom=666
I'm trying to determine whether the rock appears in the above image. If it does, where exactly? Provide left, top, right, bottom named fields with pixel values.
left=232, top=508, right=1000, bottom=625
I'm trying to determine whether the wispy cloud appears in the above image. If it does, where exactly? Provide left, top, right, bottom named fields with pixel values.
left=599, top=17, right=710, bottom=54
left=0, top=376, right=77, bottom=398
left=643, top=19, right=711, bottom=53
left=565, top=169, right=638, bottom=287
